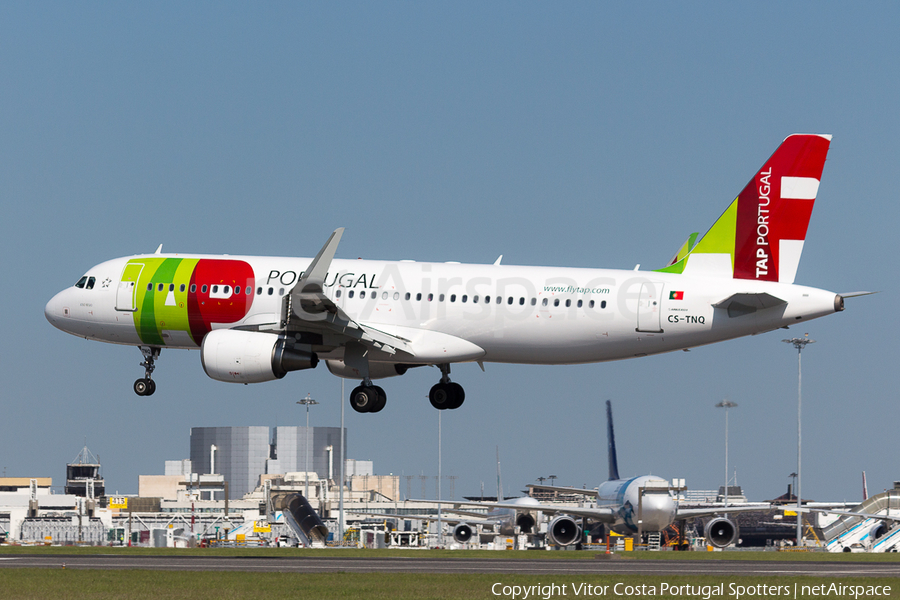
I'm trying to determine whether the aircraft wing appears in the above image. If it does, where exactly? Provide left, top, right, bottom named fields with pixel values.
left=436, top=499, right=618, bottom=524
left=344, top=510, right=483, bottom=526
left=674, top=504, right=773, bottom=520
left=280, top=229, right=415, bottom=357
left=802, top=507, right=900, bottom=522
left=281, top=230, right=485, bottom=364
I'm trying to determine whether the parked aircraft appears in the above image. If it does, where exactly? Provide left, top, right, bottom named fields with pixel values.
left=443, top=401, right=772, bottom=547
left=46, top=134, right=852, bottom=413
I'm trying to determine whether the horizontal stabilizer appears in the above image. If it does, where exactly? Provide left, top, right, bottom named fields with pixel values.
left=838, top=291, right=878, bottom=298
left=526, top=484, right=599, bottom=498
left=713, top=292, right=786, bottom=318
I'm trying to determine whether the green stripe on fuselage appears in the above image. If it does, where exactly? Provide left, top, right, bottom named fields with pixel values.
left=131, top=257, right=200, bottom=346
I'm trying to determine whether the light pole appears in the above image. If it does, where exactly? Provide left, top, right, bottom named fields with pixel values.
left=783, top=334, right=814, bottom=546
left=339, top=379, right=345, bottom=543
left=296, top=393, right=319, bottom=499
left=715, top=400, right=738, bottom=509
left=437, top=409, right=442, bottom=548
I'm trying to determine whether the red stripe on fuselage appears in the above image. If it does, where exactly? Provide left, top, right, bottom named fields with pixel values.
left=187, top=259, right=256, bottom=345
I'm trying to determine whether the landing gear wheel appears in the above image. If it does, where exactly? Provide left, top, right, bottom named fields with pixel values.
left=447, top=382, right=464, bottom=409
left=145, top=379, right=156, bottom=396
left=350, top=385, right=379, bottom=413
left=370, top=386, right=387, bottom=413
left=429, top=382, right=452, bottom=410
left=134, top=378, right=151, bottom=396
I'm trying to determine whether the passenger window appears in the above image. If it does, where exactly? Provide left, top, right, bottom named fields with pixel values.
left=519, top=297, right=524, bottom=305
left=530, top=298, right=536, bottom=306
left=86, top=277, right=96, bottom=290
left=348, top=290, right=354, bottom=298
left=450, top=294, right=456, bottom=302
left=147, top=283, right=153, bottom=291
left=359, top=291, right=366, bottom=299
left=393, top=292, right=399, bottom=300
left=190, top=284, right=196, bottom=293
left=554, top=299, right=560, bottom=307
left=473, top=295, right=479, bottom=303
left=267, top=287, right=274, bottom=295
left=601, top=300, right=607, bottom=309
left=169, top=284, right=175, bottom=292
left=156, top=283, right=163, bottom=292
left=405, top=292, right=410, bottom=300
left=416, top=293, right=422, bottom=301
left=428, top=293, right=434, bottom=301
left=484, top=296, right=490, bottom=303
left=235, top=286, right=241, bottom=295
left=336, top=290, right=342, bottom=298
left=75, top=276, right=88, bottom=289
left=279, top=288, right=285, bottom=296
left=202, top=285, right=208, bottom=293
left=542, top=298, right=548, bottom=306
left=181, top=284, right=186, bottom=293
left=462, top=295, right=467, bottom=303
left=257, top=287, right=263, bottom=295
left=589, top=300, right=595, bottom=309
left=565, top=299, right=571, bottom=307
left=577, top=299, right=583, bottom=308
left=439, top=294, right=445, bottom=302
left=383, top=292, right=389, bottom=300
left=212, top=285, right=218, bottom=294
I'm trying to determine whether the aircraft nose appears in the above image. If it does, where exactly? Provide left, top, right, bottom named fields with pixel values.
left=45, top=290, right=67, bottom=328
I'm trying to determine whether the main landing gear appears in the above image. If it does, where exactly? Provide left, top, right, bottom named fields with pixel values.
left=349, top=379, right=387, bottom=413
left=134, top=346, right=160, bottom=396
left=347, top=364, right=467, bottom=413
left=429, top=364, right=465, bottom=410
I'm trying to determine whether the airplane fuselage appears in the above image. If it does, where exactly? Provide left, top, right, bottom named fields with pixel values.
left=45, top=253, right=841, bottom=367
left=597, top=475, right=677, bottom=535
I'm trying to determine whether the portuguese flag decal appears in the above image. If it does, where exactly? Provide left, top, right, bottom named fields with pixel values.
left=669, top=291, right=684, bottom=300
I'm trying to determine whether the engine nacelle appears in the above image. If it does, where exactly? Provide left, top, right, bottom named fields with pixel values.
left=452, top=523, right=474, bottom=544
left=547, top=515, right=581, bottom=546
left=201, top=329, right=318, bottom=384
left=326, top=359, right=411, bottom=380
left=704, top=517, right=739, bottom=548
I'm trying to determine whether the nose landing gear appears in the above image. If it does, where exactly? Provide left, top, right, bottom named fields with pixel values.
left=134, top=346, right=160, bottom=396
left=429, top=364, right=465, bottom=410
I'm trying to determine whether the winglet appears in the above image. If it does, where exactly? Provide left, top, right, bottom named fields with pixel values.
left=606, top=400, right=620, bottom=481
left=299, top=228, right=344, bottom=293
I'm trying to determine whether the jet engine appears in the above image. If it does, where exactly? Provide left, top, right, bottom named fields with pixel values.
left=326, top=359, right=413, bottom=380
left=547, top=515, right=581, bottom=546
left=201, top=330, right=318, bottom=383
left=704, top=517, right=739, bottom=548
left=452, top=523, right=474, bottom=544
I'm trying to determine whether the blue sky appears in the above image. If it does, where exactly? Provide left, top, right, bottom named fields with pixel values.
left=1, top=3, right=896, bottom=503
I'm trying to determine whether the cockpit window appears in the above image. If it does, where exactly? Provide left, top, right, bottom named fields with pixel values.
left=86, top=277, right=96, bottom=290
left=75, top=276, right=88, bottom=289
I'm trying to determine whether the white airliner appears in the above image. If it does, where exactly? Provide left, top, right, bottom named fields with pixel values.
left=443, top=401, right=771, bottom=548
left=46, top=134, right=853, bottom=412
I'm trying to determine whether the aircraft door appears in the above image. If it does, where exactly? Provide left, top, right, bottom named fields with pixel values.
left=116, top=263, right=144, bottom=312
left=636, top=281, right=664, bottom=333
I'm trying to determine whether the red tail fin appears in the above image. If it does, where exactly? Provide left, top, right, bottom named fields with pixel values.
left=733, top=134, right=832, bottom=283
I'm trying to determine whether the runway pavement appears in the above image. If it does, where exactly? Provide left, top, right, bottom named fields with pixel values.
left=1, top=554, right=900, bottom=576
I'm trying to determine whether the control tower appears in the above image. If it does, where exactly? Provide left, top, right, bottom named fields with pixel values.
left=65, top=446, right=104, bottom=498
